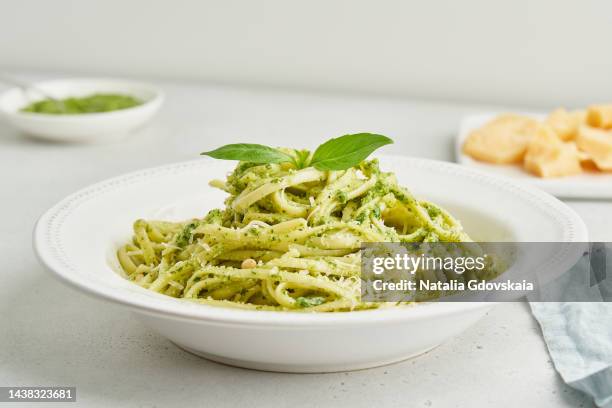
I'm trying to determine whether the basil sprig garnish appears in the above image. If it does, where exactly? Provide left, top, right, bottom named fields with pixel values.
left=201, top=133, right=393, bottom=171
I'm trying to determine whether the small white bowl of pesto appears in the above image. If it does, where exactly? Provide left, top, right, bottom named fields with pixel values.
left=0, top=78, right=163, bottom=142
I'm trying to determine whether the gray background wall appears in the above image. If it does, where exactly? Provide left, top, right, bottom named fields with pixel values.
left=1, top=0, right=610, bottom=108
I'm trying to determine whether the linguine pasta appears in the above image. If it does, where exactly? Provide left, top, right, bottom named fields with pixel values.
left=117, top=153, right=473, bottom=311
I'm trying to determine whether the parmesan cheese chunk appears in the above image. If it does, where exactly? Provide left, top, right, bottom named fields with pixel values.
left=524, top=125, right=582, bottom=178
left=463, top=114, right=539, bottom=164
left=576, top=125, right=612, bottom=171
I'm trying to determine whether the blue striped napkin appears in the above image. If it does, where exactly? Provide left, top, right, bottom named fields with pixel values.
left=530, top=244, right=612, bottom=408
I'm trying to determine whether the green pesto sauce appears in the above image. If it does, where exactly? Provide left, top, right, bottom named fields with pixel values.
left=21, top=93, right=143, bottom=114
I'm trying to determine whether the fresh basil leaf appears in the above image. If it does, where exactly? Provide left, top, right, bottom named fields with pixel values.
left=310, top=133, right=393, bottom=170
left=201, top=143, right=294, bottom=164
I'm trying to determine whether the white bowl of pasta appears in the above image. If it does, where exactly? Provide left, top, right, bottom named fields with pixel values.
left=33, top=155, right=587, bottom=372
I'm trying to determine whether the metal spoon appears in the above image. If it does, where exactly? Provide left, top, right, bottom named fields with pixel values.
left=0, top=74, right=66, bottom=112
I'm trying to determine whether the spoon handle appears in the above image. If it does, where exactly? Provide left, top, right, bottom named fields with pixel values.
left=0, top=74, right=59, bottom=101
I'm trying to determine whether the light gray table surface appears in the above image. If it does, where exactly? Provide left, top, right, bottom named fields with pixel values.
left=1, top=74, right=609, bottom=407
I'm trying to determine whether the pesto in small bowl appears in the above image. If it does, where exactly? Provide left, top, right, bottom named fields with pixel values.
left=21, top=93, right=143, bottom=115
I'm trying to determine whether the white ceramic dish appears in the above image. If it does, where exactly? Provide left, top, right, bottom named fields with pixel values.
left=456, top=113, right=612, bottom=199
left=0, top=78, right=163, bottom=142
left=33, top=156, right=588, bottom=372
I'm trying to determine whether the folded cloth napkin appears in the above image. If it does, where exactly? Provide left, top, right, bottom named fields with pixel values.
left=530, top=243, right=612, bottom=408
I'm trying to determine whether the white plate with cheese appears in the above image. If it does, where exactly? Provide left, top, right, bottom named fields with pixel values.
left=455, top=113, right=612, bottom=199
